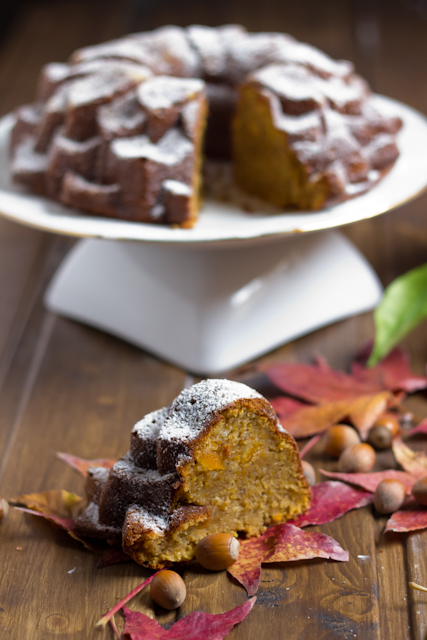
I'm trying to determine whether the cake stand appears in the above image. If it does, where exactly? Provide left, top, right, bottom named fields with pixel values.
left=1, top=95, right=427, bottom=374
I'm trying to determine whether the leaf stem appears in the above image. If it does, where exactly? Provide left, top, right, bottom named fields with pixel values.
left=409, top=581, right=427, bottom=593
left=95, top=571, right=159, bottom=628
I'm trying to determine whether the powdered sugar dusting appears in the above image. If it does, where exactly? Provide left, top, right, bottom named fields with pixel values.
left=160, top=379, right=263, bottom=445
left=137, top=75, right=204, bottom=112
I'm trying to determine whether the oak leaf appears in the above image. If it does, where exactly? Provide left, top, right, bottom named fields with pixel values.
left=290, top=481, right=373, bottom=528
left=121, top=598, right=256, bottom=640
left=227, top=523, right=348, bottom=596
left=56, top=451, right=116, bottom=477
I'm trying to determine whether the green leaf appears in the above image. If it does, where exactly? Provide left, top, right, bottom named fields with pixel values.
left=368, top=262, right=427, bottom=367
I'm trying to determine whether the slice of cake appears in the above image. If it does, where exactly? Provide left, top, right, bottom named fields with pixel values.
left=75, top=379, right=311, bottom=568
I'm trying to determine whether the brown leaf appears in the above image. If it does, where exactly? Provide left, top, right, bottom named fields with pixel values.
left=227, top=523, right=348, bottom=596
left=56, top=452, right=116, bottom=477
left=121, top=598, right=256, bottom=640
left=392, top=437, right=427, bottom=476
left=9, top=489, right=83, bottom=519
left=289, top=481, right=373, bottom=528
left=320, top=469, right=419, bottom=494
left=275, top=393, right=390, bottom=439
left=13, top=506, right=100, bottom=553
left=385, top=499, right=427, bottom=532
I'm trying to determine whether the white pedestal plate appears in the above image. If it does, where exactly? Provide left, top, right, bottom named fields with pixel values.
left=1, top=96, right=427, bottom=374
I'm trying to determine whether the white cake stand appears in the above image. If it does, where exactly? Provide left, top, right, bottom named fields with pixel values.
left=1, top=95, right=427, bottom=374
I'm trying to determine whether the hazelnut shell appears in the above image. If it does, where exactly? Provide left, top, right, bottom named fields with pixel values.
left=338, top=443, right=376, bottom=473
left=150, top=570, right=186, bottom=610
left=195, top=533, right=240, bottom=571
left=322, top=425, right=360, bottom=458
left=374, top=479, right=406, bottom=514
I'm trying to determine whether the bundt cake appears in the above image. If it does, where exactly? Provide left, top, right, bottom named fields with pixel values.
left=75, top=379, right=311, bottom=568
left=10, top=25, right=402, bottom=226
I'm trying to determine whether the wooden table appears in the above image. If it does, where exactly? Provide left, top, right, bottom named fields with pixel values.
left=1, top=1, right=427, bottom=637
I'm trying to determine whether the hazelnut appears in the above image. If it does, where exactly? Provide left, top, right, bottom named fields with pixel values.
left=411, top=476, right=427, bottom=506
left=195, top=533, right=240, bottom=571
left=150, top=570, right=186, bottom=610
left=374, top=479, right=407, bottom=514
left=367, top=425, right=393, bottom=450
left=301, top=460, right=316, bottom=486
left=338, top=443, right=376, bottom=473
left=373, top=413, right=400, bottom=438
left=322, top=425, right=360, bottom=458
left=0, top=497, right=8, bottom=522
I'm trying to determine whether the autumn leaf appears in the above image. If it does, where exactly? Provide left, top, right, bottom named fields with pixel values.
left=9, top=489, right=83, bottom=519
left=269, top=396, right=307, bottom=417
left=299, top=434, right=322, bottom=459
left=96, top=572, right=159, bottom=628
left=227, top=523, right=348, bottom=596
left=408, top=419, right=427, bottom=437
left=320, top=469, right=419, bottom=494
left=274, top=392, right=390, bottom=439
left=385, top=499, right=427, bottom=533
left=12, top=506, right=100, bottom=552
left=56, top=452, right=116, bottom=477
left=352, top=345, right=427, bottom=393
left=121, top=598, right=256, bottom=640
left=262, top=361, right=385, bottom=403
left=392, top=437, right=427, bottom=476
left=97, top=548, right=132, bottom=569
left=289, top=482, right=373, bottom=528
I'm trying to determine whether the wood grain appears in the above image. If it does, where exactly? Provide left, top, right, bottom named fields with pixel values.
left=1, top=1, right=427, bottom=638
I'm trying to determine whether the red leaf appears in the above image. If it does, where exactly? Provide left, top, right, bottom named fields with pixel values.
left=227, top=523, right=348, bottom=596
left=13, top=506, right=100, bottom=552
left=270, top=396, right=306, bottom=418
left=276, top=393, right=389, bottom=439
left=262, top=361, right=384, bottom=403
left=96, top=572, right=159, bottom=628
left=392, top=437, right=427, bottom=476
left=408, top=419, right=427, bottom=437
left=352, top=345, right=427, bottom=393
left=320, top=469, right=418, bottom=494
left=56, top=452, right=116, bottom=477
left=299, top=434, right=322, bottom=459
left=97, top=548, right=133, bottom=568
left=289, top=481, right=373, bottom=528
left=121, top=598, right=256, bottom=640
left=385, top=499, right=427, bottom=532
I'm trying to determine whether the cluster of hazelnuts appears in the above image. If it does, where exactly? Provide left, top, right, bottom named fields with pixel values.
left=150, top=532, right=240, bottom=610
left=301, top=413, right=427, bottom=518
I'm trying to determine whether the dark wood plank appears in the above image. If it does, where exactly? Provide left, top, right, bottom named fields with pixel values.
left=1, top=1, right=427, bottom=639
